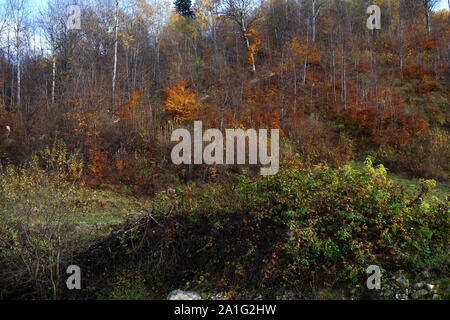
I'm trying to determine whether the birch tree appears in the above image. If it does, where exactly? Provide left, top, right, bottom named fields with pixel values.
left=0, top=1, right=7, bottom=106
left=422, top=0, right=438, bottom=35
left=8, top=0, right=27, bottom=108
left=112, top=0, right=120, bottom=110
left=310, top=0, right=327, bottom=42
left=224, top=0, right=260, bottom=74
left=39, top=0, right=65, bottom=110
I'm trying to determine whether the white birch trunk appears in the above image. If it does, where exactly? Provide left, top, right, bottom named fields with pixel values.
left=112, top=0, right=119, bottom=109
left=15, top=0, right=21, bottom=108
left=51, top=44, right=56, bottom=109
left=312, top=0, right=316, bottom=42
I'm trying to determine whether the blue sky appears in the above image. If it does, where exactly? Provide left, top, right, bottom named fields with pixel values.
left=3, top=0, right=450, bottom=17
left=1, top=0, right=449, bottom=22
left=436, top=0, right=450, bottom=10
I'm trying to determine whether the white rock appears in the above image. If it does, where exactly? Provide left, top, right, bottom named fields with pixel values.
left=167, top=290, right=202, bottom=300
left=413, top=282, right=424, bottom=290
left=208, top=292, right=227, bottom=300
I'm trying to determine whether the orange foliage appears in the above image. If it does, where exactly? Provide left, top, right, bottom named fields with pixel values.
left=165, top=81, right=200, bottom=122
left=246, top=28, right=261, bottom=72
left=89, top=148, right=106, bottom=181
left=116, top=90, right=142, bottom=119
left=245, top=110, right=281, bottom=130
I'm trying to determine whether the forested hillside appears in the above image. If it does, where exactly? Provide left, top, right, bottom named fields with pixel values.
left=0, top=0, right=448, bottom=300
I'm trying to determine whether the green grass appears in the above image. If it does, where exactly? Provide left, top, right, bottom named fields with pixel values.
left=388, top=172, right=448, bottom=202
left=72, top=186, right=149, bottom=237
left=350, top=160, right=448, bottom=202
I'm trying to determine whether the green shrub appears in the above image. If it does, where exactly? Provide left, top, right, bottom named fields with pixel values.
left=131, top=157, right=448, bottom=298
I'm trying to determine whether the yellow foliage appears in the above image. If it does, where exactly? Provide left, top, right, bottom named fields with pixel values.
left=246, top=28, right=261, bottom=70
left=165, top=81, right=199, bottom=122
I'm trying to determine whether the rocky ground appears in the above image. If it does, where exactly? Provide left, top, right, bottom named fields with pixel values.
left=166, top=270, right=449, bottom=300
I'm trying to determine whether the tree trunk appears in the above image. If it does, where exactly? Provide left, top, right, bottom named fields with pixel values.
left=51, top=41, right=56, bottom=110
left=7, top=29, right=14, bottom=110
left=341, top=45, right=347, bottom=110
left=244, top=35, right=256, bottom=74
left=293, top=55, right=297, bottom=110
left=302, top=53, right=308, bottom=85
left=312, top=2, right=316, bottom=42
left=332, top=46, right=336, bottom=102
left=111, top=0, right=119, bottom=111
left=16, top=2, right=21, bottom=108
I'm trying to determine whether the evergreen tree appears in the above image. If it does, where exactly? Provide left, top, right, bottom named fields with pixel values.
left=174, top=0, right=195, bottom=18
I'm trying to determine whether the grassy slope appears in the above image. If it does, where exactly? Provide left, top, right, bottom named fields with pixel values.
left=350, top=160, right=448, bottom=202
